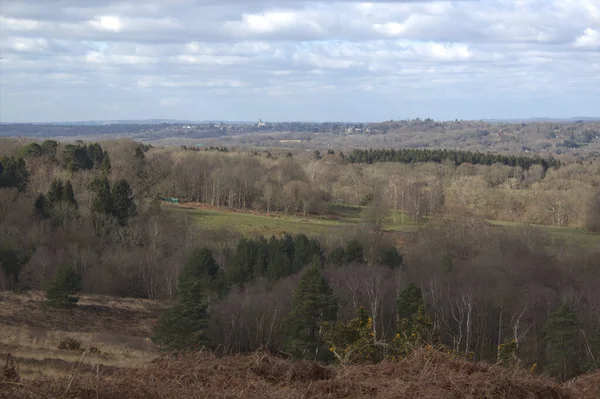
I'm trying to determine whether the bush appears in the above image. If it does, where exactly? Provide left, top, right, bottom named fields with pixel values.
left=58, top=337, right=82, bottom=351
left=45, top=265, right=82, bottom=307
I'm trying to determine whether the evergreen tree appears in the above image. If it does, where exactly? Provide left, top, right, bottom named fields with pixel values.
left=397, top=283, right=425, bottom=336
left=44, top=265, right=82, bottom=307
left=152, top=249, right=217, bottom=351
left=0, top=246, right=25, bottom=290
left=0, top=156, right=29, bottom=191
left=111, top=179, right=137, bottom=225
left=34, top=193, right=50, bottom=219
left=47, top=179, right=64, bottom=204
left=543, top=304, right=581, bottom=380
left=99, top=153, right=112, bottom=175
left=344, top=239, right=364, bottom=264
left=90, top=176, right=114, bottom=216
left=41, top=140, right=58, bottom=159
left=62, top=180, right=77, bottom=208
left=285, top=266, right=338, bottom=360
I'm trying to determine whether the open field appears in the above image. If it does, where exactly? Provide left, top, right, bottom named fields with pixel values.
left=167, top=203, right=421, bottom=236
left=165, top=202, right=600, bottom=248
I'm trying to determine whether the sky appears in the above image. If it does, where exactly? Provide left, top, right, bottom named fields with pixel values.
left=0, top=0, right=599, bottom=123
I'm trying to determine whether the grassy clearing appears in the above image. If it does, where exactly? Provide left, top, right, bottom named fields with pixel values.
left=166, top=203, right=420, bottom=237
left=489, top=220, right=600, bottom=247
left=165, top=202, right=600, bottom=247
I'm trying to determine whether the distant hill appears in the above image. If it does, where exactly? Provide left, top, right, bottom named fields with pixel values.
left=26, top=119, right=252, bottom=126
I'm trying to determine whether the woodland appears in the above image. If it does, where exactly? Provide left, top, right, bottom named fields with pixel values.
left=2, top=136, right=600, bottom=382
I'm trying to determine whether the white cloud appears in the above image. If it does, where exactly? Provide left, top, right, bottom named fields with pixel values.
left=575, top=28, right=600, bottom=48
left=1, top=0, right=599, bottom=122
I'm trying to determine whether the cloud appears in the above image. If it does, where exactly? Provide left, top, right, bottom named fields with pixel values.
left=0, top=0, right=599, bottom=122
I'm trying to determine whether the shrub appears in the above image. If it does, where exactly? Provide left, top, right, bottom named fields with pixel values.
left=45, top=265, right=82, bottom=307
left=58, top=337, right=82, bottom=351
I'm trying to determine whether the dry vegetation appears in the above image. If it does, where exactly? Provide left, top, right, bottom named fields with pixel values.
left=0, top=292, right=160, bottom=381
left=5, top=348, right=600, bottom=399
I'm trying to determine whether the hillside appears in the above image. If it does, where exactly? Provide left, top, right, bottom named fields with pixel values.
left=1, top=291, right=600, bottom=399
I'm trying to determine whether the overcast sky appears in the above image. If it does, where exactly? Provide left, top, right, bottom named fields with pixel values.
left=0, top=0, right=599, bottom=123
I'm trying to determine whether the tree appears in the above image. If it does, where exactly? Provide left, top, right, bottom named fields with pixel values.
left=152, top=249, right=217, bottom=351
left=0, top=246, right=26, bottom=290
left=90, top=176, right=114, bottom=216
left=111, top=179, right=137, bottom=225
left=284, top=266, right=338, bottom=360
left=45, top=265, right=82, bottom=307
left=47, top=179, right=64, bottom=204
left=397, top=283, right=424, bottom=336
left=361, top=197, right=389, bottom=231
left=0, top=156, right=29, bottom=191
left=543, top=304, right=581, bottom=380
left=34, top=193, right=50, bottom=219
left=62, top=180, right=77, bottom=208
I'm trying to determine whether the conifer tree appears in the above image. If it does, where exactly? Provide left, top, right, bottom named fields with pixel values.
left=153, top=249, right=218, bottom=351
left=90, top=176, right=114, bottom=216
left=285, top=266, right=338, bottom=360
left=47, top=179, right=64, bottom=204
left=111, top=179, right=137, bottom=225
left=543, top=304, right=581, bottom=380
left=45, top=265, right=82, bottom=307
left=62, top=180, right=77, bottom=208
left=34, top=193, right=50, bottom=219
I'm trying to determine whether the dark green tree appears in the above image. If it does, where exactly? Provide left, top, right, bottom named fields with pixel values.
left=285, top=266, right=338, bottom=360
left=63, top=145, right=93, bottom=171
left=397, top=283, right=424, bottom=335
left=90, top=176, right=114, bottom=216
left=44, top=265, right=82, bottom=307
left=99, top=153, right=112, bottom=174
left=152, top=249, right=218, bottom=351
left=62, top=180, right=77, bottom=208
left=47, top=179, right=64, bottom=204
left=41, top=140, right=58, bottom=158
left=0, top=246, right=26, bottom=290
left=543, top=304, right=582, bottom=380
left=344, top=239, right=364, bottom=264
left=34, top=193, right=50, bottom=219
left=0, top=156, right=29, bottom=191
left=21, top=143, right=42, bottom=157
left=111, top=179, right=137, bottom=225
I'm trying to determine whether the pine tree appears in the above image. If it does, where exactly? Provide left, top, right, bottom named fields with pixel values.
left=47, top=179, right=64, bottom=204
left=90, top=176, right=114, bottom=216
left=34, top=193, right=50, bottom=219
left=152, top=249, right=218, bottom=351
left=543, top=304, right=581, bottom=380
left=285, top=266, right=338, bottom=360
left=111, top=179, right=137, bottom=225
left=62, top=180, right=77, bottom=208
left=397, top=283, right=423, bottom=332
left=100, top=153, right=112, bottom=175
left=45, top=265, right=82, bottom=307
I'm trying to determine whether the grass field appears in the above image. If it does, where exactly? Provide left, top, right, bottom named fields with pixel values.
left=166, top=203, right=420, bottom=237
left=165, top=202, right=600, bottom=247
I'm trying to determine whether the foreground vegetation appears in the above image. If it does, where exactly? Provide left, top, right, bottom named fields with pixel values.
left=6, top=348, right=597, bottom=399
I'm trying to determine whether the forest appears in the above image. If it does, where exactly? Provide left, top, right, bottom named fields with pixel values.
left=2, top=137, right=600, bottom=382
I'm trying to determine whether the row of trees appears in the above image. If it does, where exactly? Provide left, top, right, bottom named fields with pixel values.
left=347, top=148, right=560, bottom=171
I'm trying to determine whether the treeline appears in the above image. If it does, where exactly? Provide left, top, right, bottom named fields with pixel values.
left=347, top=148, right=560, bottom=171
